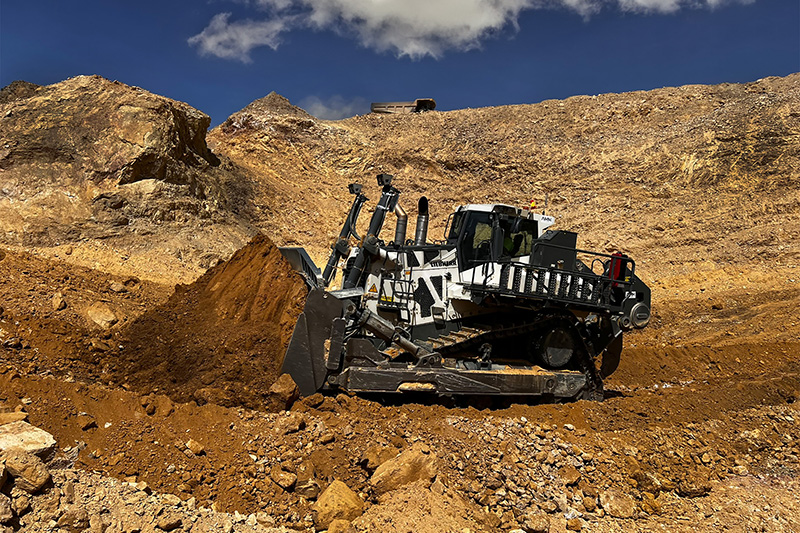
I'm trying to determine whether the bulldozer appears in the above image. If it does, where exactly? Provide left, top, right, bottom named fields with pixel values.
left=278, top=174, right=650, bottom=400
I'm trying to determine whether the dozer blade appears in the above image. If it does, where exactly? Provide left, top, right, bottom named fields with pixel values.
left=281, top=288, right=343, bottom=396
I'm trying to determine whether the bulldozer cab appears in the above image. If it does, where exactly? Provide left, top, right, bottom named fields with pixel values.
left=448, top=206, right=538, bottom=270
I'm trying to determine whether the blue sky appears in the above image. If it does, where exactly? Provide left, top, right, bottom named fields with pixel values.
left=1, top=0, right=798, bottom=125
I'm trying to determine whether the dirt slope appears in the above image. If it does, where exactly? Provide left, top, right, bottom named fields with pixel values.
left=209, top=74, right=800, bottom=265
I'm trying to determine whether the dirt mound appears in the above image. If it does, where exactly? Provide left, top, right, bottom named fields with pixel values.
left=116, top=234, right=307, bottom=408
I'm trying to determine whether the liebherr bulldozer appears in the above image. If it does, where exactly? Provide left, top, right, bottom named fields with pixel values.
left=279, top=174, right=650, bottom=400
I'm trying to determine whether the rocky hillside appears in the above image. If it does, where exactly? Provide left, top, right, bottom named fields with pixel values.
left=0, top=76, right=257, bottom=283
left=209, top=75, right=799, bottom=265
left=209, top=73, right=800, bottom=347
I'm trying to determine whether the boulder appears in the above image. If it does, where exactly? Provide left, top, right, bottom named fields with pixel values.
left=599, top=489, right=636, bottom=519
left=185, top=439, right=205, bottom=456
left=369, top=444, right=437, bottom=495
left=2, top=451, right=51, bottom=493
left=109, top=281, right=127, bottom=293
left=156, top=516, right=182, bottom=531
left=566, top=517, right=583, bottom=531
left=313, top=480, right=364, bottom=529
left=87, top=302, right=117, bottom=329
left=0, top=494, right=12, bottom=525
left=57, top=506, right=90, bottom=533
left=0, top=421, right=57, bottom=457
left=52, top=292, right=67, bottom=311
left=270, top=464, right=297, bottom=491
left=296, top=478, right=321, bottom=500
left=295, top=459, right=320, bottom=499
left=268, top=373, right=300, bottom=411
left=560, top=465, right=581, bottom=486
left=360, top=445, right=398, bottom=473
left=275, top=413, right=305, bottom=435
left=10, top=487, right=29, bottom=517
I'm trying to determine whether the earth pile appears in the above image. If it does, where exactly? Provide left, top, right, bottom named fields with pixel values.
left=117, top=234, right=307, bottom=409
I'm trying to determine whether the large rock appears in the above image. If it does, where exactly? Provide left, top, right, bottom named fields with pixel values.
left=369, top=444, right=438, bottom=495
left=57, top=506, right=90, bottom=533
left=52, top=292, right=67, bottom=311
left=599, top=489, right=636, bottom=519
left=313, top=480, right=364, bottom=529
left=87, top=302, right=118, bottom=329
left=0, top=75, right=255, bottom=280
left=268, top=373, right=300, bottom=411
left=360, top=445, right=398, bottom=473
left=0, top=421, right=57, bottom=457
left=295, top=459, right=320, bottom=500
left=275, top=413, right=306, bottom=436
left=2, top=450, right=51, bottom=493
left=0, top=493, right=12, bottom=524
left=270, top=464, right=297, bottom=491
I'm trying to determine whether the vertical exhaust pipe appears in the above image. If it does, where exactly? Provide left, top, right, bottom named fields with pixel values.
left=414, top=196, right=429, bottom=245
left=394, top=203, right=408, bottom=245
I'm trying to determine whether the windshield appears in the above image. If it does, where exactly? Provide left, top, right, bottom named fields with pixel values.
left=455, top=211, right=539, bottom=270
left=500, top=218, right=537, bottom=257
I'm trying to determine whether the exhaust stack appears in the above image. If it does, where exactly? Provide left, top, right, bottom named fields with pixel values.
left=394, top=203, right=408, bottom=245
left=414, top=196, right=429, bottom=245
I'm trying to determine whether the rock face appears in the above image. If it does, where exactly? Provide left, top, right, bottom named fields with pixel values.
left=0, top=75, right=254, bottom=282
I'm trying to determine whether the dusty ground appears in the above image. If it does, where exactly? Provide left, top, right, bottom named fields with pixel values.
left=1, top=74, right=799, bottom=532
left=1, top=237, right=798, bottom=532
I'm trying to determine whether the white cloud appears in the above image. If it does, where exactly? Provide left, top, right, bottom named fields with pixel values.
left=188, top=12, right=293, bottom=62
left=190, top=0, right=758, bottom=61
left=299, top=95, right=370, bottom=120
left=616, top=0, right=755, bottom=13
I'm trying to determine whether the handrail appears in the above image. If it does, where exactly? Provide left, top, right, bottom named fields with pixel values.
left=531, top=241, right=637, bottom=277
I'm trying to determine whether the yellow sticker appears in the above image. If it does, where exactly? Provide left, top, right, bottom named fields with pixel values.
left=369, top=284, right=378, bottom=293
